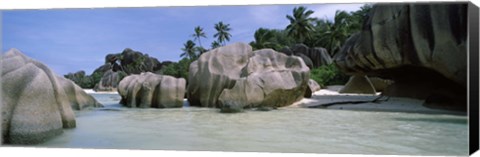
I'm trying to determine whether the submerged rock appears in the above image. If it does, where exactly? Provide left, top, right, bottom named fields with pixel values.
left=188, top=43, right=310, bottom=112
left=1, top=49, right=101, bottom=144
left=334, top=4, right=467, bottom=110
left=118, top=72, right=186, bottom=108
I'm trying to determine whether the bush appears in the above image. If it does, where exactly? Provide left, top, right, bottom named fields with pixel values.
left=160, top=58, right=191, bottom=79
left=310, top=64, right=349, bottom=87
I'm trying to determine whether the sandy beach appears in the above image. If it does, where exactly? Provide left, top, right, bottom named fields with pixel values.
left=83, top=86, right=465, bottom=115
left=290, top=86, right=466, bottom=115
left=83, top=89, right=119, bottom=94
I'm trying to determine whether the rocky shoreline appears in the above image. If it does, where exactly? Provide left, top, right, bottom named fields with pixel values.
left=82, top=87, right=466, bottom=116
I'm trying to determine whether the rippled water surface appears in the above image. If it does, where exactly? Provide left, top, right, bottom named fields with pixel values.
left=36, top=93, right=468, bottom=155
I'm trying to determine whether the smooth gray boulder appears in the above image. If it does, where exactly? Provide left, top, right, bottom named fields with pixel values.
left=188, top=43, right=310, bottom=112
left=118, top=72, right=186, bottom=108
left=1, top=49, right=100, bottom=144
left=56, top=76, right=103, bottom=110
left=279, top=44, right=332, bottom=69
left=339, top=75, right=376, bottom=94
left=305, top=79, right=321, bottom=98
left=334, top=4, right=467, bottom=110
left=94, top=69, right=122, bottom=92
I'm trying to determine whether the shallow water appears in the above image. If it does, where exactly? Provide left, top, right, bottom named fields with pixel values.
left=35, top=93, right=468, bottom=155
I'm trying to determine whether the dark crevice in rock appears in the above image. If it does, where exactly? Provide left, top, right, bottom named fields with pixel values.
left=448, top=4, right=468, bottom=45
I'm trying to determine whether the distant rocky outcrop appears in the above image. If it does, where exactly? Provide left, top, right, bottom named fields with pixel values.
left=118, top=72, right=186, bottom=108
left=187, top=43, right=310, bottom=113
left=279, top=44, right=333, bottom=69
left=66, top=48, right=165, bottom=91
left=1, top=49, right=102, bottom=144
left=334, top=4, right=467, bottom=111
left=94, top=69, right=124, bottom=91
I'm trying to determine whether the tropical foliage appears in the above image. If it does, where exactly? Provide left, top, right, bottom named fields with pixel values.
left=249, top=28, right=295, bottom=51
left=248, top=4, right=372, bottom=86
left=285, top=6, right=316, bottom=43
left=213, top=21, right=232, bottom=46
left=310, top=64, right=350, bottom=87
left=180, top=40, right=198, bottom=60
left=160, top=58, right=192, bottom=80
left=191, top=26, right=207, bottom=47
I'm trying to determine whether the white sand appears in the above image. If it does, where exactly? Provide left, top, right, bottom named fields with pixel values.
left=83, top=89, right=118, bottom=94
left=291, top=88, right=465, bottom=115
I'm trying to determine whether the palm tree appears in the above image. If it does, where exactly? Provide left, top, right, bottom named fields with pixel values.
left=348, top=4, right=372, bottom=31
left=213, top=21, right=232, bottom=46
left=191, top=26, right=207, bottom=47
left=180, top=40, right=197, bottom=60
left=285, top=6, right=316, bottom=43
left=195, top=46, right=207, bottom=55
left=311, top=10, right=352, bottom=56
left=325, top=10, right=351, bottom=55
left=211, top=40, right=221, bottom=49
left=250, top=28, right=280, bottom=50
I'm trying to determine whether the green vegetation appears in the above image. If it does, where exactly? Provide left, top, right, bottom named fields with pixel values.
left=160, top=58, right=192, bottom=79
left=285, top=6, right=316, bottom=44
left=250, top=4, right=372, bottom=56
left=249, top=28, right=294, bottom=51
left=191, top=26, right=207, bottom=47
left=310, top=64, right=349, bottom=87
left=248, top=5, right=372, bottom=86
left=180, top=40, right=198, bottom=60
left=213, top=21, right=232, bottom=46
left=67, top=5, right=370, bottom=89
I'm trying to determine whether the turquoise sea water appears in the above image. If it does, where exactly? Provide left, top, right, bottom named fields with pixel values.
left=35, top=93, right=468, bottom=156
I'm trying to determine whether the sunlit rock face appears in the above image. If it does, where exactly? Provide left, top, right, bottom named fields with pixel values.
left=1, top=49, right=102, bottom=144
left=187, top=43, right=310, bottom=113
left=334, top=4, right=467, bottom=111
left=118, top=72, right=186, bottom=108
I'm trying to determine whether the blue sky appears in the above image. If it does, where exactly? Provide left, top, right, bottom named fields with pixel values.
left=2, top=3, right=364, bottom=75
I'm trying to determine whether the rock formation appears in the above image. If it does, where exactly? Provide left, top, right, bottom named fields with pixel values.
left=339, top=75, right=377, bottom=94
left=187, top=43, right=310, bottom=112
left=118, top=72, right=186, bottom=108
left=66, top=48, right=164, bottom=90
left=94, top=69, right=123, bottom=91
left=280, top=44, right=333, bottom=69
left=305, top=79, right=321, bottom=98
left=334, top=4, right=467, bottom=110
left=1, top=49, right=102, bottom=144
left=57, top=76, right=103, bottom=110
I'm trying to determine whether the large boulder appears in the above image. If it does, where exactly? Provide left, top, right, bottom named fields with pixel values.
left=290, top=44, right=333, bottom=68
left=94, top=69, right=124, bottom=92
left=118, top=48, right=162, bottom=74
left=334, top=4, right=467, bottom=110
left=118, top=72, right=186, bottom=108
left=187, top=43, right=310, bottom=112
left=339, top=75, right=377, bottom=94
left=57, top=76, right=103, bottom=110
left=1, top=49, right=101, bottom=144
left=64, top=70, right=86, bottom=83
